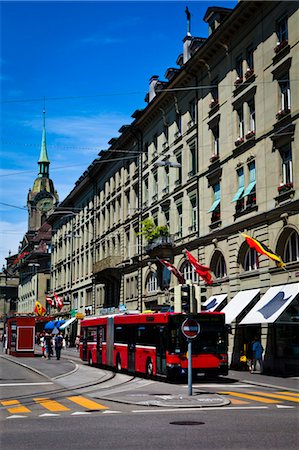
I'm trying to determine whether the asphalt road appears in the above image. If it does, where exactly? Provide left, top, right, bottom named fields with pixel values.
left=1, top=407, right=298, bottom=450
left=1, top=355, right=298, bottom=450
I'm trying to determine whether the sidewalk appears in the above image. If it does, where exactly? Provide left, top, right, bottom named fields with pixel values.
left=1, top=347, right=298, bottom=409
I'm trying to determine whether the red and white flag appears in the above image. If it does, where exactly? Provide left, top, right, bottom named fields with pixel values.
left=185, top=250, right=213, bottom=285
left=53, top=291, right=64, bottom=310
left=157, top=258, right=186, bottom=284
left=46, top=296, right=54, bottom=307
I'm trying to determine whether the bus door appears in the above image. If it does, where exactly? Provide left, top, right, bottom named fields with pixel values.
left=97, top=326, right=104, bottom=365
left=127, top=326, right=136, bottom=372
left=156, top=326, right=167, bottom=375
left=82, top=332, right=88, bottom=361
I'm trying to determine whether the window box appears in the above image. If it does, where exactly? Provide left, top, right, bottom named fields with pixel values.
left=276, top=108, right=291, bottom=120
left=209, top=99, right=219, bottom=109
left=209, top=154, right=219, bottom=163
left=245, top=68, right=254, bottom=80
left=235, top=137, right=245, bottom=147
left=245, top=130, right=255, bottom=140
left=234, top=77, right=243, bottom=86
left=278, top=182, right=293, bottom=193
left=274, top=40, right=288, bottom=54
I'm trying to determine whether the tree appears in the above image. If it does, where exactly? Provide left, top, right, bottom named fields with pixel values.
left=137, top=218, right=169, bottom=243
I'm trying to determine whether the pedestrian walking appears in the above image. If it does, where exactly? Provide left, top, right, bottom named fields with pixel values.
left=44, top=332, right=53, bottom=359
left=54, top=332, right=64, bottom=360
left=251, top=337, right=264, bottom=373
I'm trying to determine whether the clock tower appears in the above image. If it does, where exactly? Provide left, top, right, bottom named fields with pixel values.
left=27, top=110, right=59, bottom=231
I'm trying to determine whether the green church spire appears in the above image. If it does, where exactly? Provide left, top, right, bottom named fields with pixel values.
left=38, top=109, right=50, bottom=178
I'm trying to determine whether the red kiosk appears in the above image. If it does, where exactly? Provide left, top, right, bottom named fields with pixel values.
left=5, top=316, right=36, bottom=357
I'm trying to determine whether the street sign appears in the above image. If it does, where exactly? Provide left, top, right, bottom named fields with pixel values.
left=181, top=318, right=200, bottom=339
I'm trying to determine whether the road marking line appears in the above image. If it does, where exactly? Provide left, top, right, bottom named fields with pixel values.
left=39, top=413, right=60, bottom=417
left=102, top=410, right=122, bottom=414
left=72, top=411, right=92, bottom=415
left=276, top=405, right=295, bottom=409
left=278, top=392, right=299, bottom=397
left=250, top=391, right=299, bottom=403
left=1, top=400, right=31, bottom=413
left=132, top=406, right=269, bottom=413
left=67, top=396, right=108, bottom=410
left=229, top=398, right=249, bottom=405
left=33, top=398, right=70, bottom=411
left=6, top=415, right=27, bottom=419
left=219, top=392, right=279, bottom=403
left=0, top=383, right=53, bottom=387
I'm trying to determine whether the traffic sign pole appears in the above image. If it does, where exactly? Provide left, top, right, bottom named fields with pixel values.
left=181, top=318, right=200, bottom=397
left=188, top=339, right=192, bottom=396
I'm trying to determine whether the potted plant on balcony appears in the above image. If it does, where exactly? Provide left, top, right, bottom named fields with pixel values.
left=138, top=218, right=173, bottom=257
left=234, top=76, right=243, bottom=86
left=245, top=130, right=256, bottom=139
left=278, top=182, right=293, bottom=194
left=276, top=108, right=291, bottom=120
left=274, top=40, right=288, bottom=54
left=245, top=68, right=254, bottom=79
left=235, top=137, right=245, bottom=146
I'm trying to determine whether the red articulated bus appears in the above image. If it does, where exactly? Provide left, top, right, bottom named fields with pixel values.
left=80, top=311, right=228, bottom=380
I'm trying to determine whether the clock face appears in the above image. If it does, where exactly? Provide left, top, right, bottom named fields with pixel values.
left=36, top=198, right=54, bottom=212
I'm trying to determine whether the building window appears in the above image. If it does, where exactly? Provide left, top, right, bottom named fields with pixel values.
left=235, top=55, right=243, bottom=83
left=163, top=123, right=169, bottom=144
left=247, top=99, right=256, bottom=135
left=232, top=167, right=245, bottom=212
left=176, top=203, right=183, bottom=238
left=243, top=161, right=256, bottom=208
left=284, top=231, right=299, bottom=263
left=163, top=166, right=169, bottom=194
left=152, top=170, right=158, bottom=200
left=143, top=177, right=149, bottom=206
left=143, top=142, right=149, bottom=164
left=176, top=112, right=182, bottom=136
left=237, top=106, right=245, bottom=140
left=278, top=74, right=291, bottom=116
left=246, top=46, right=254, bottom=71
left=210, top=77, right=219, bottom=107
left=189, top=195, right=197, bottom=232
left=147, top=272, right=157, bottom=293
left=211, top=124, right=219, bottom=158
left=244, top=247, right=259, bottom=271
left=162, top=266, right=171, bottom=289
left=189, top=142, right=197, bottom=177
left=181, top=262, right=199, bottom=283
left=175, top=152, right=182, bottom=186
left=213, top=252, right=227, bottom=279
left=153, top=134, right=158, bottom=157
left=189, top=99, right=197, bottom=125
left=208, top=182, right=221, bottom=223
left=276, top=15, right=288, bottom=45
left=280, top=143, right=293, bottom=185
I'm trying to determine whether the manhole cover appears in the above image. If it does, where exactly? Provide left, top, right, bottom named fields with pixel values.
left=170, top=421, right=205, bottom=426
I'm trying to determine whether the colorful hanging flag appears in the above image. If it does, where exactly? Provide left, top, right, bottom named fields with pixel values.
left=34, top=301, right=46, bottom=316
left=157, top=258, right=186, bottom=284
left=241, top=233, right=285, bottom=268
left=185, top=250, right=213, bottom=285
left=13, top=251, right=30, bottom=265
left=53, top=291, right=64, bottom=310
left=46, top=296, right=54, bottom=307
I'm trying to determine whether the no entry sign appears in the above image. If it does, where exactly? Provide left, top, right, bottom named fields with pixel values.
left=181, top=318, right=200, bottom=339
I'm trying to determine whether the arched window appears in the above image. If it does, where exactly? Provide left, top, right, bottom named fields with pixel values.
left=146, top=272, right=157, bottom=293
left=244, top=247, right=259, bottom=271
left=213, top=252, right=227, bottom=279
left=181, top=262, right=199, bottom=283
left=162, top=266, right=171, bottom=289
left=284, top=230, right=299, bottom=262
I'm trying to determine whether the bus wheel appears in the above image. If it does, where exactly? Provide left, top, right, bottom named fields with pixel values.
left=116, top=354, right=122, bottom=372
left=88, top=353, right=93, bottom=366
left=146, top=358, right=153, bottom=378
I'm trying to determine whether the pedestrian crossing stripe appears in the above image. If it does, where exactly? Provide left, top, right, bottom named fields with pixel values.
left=33, top=398, right=70, bottom=411
left=250, top=392, right=299, bottom=403
left=219, top=392, right=280, bottom=403
left=0, top=400, right=31, bottom=414
left=278, top=391, right=299, bottom=397
left=67, top=396, right=108, bottom=410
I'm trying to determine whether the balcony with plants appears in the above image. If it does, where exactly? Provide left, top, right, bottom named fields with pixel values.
left=138, top=217, right=174, bottom=258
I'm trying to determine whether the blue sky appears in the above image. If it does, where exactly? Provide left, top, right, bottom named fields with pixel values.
left=0, top=0, right=237, bottom=267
